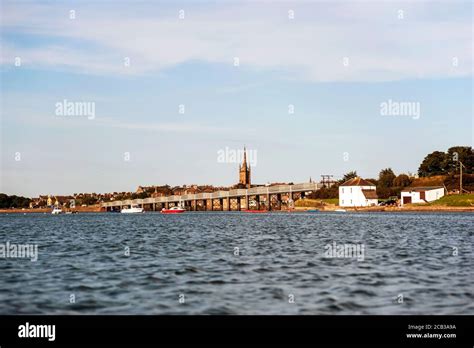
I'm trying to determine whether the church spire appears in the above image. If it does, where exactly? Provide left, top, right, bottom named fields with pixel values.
left=238, top=145, right=251, bottom=188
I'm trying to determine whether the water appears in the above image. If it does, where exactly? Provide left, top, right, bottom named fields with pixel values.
left=0, top=212, right=472, bottom=315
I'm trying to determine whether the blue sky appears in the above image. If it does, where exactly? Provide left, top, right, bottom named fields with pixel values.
left=1, top=1, right=472, bottom=197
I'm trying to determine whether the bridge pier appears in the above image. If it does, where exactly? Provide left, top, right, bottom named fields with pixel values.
left=265, top=193, right=271, bottom=211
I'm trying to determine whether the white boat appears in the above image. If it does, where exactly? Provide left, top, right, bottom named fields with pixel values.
left=335, top=209, right=347, bottom=212
left=121, top=204, right=144, bottom=214
left=51, top=207, right=63, bottom=215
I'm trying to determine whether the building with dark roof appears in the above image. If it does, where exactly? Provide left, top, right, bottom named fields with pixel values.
left=339, top=177, right=378, bottom=207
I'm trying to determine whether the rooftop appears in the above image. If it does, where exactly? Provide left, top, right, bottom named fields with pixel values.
left=340, top=177, right=376, bottom=187
left=362, top=189, right=378, bottom=199
left=402, top=186, right=444, bottom=192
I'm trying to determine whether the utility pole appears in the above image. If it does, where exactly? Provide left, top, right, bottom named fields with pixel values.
left=459, top=161, right=465, bottom=194
left=321, top=175, right=334, bottom=187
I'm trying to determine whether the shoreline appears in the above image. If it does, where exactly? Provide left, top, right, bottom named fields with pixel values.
left=1, top=206, right=473, bottom=213
left=295, top=206, right=474, bottom=213
left=0, top=206, right=102, bottom=214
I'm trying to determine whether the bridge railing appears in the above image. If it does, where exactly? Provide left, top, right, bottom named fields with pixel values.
left=194, top=193, right=211, bottom=199
left=229, top=189, right=248, bottom=197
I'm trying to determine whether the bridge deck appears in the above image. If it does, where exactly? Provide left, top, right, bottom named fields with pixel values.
left=102, top=182, right=322, bottom=207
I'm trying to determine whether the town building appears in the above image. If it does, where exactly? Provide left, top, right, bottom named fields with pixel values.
left=339, top=177, right=378, bottom=207
left=400, top=186, right=445, bottom=206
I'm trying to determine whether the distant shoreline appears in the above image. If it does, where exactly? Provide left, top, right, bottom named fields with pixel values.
left=295, top=206, right=474, bottom=213
left=0, top=206, right=102, bottom=214
left=1, top=206, right=473, bottom=213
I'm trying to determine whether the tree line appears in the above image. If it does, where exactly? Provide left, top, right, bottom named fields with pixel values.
left=418, top=146, right=473, bottom=177
left=0, top=194, right=31, bottom=209
left=310, top=146, right=473, bottom=200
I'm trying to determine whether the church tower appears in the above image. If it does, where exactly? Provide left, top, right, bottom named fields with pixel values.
left=239, top=147, right=251, bottom=188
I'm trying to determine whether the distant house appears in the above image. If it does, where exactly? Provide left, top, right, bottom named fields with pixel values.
left=400, top=186, right=445, bottom=206
left=47, top=195, right=54, bottom=207
left=339, top=177, right=378, bottom=207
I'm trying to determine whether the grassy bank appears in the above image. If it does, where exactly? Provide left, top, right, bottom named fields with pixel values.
left=295, top=198, right=338, bottom=207
left=427, top=194, right=474, bottom=207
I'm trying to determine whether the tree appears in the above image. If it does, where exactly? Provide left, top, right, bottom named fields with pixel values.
left=446, top=146, right=474, bottom=174
left=341, top=171, right=357, bottom=183
left=418, top=151, right=448, bottom=177
left=0, top=194, right=31, bottom=208
left=309, top=186, right=339, bottom=199
left=393, top=174, right=411, bottom=187
left=81, top=196, right=98, bottom=206
left=378, top=168, right=396, bottom=188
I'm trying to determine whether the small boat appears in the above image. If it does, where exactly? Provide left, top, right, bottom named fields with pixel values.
left=335, top=209, right=347, bottom=212
left=243, top=209, right=268, bottom=213
left=161, top=206, right=186, bottom=214
left=121, top=205, right=144, bottom=214
left=51, top=207, right=63, bottom=215
left=307, top=209, right=319, bottom=213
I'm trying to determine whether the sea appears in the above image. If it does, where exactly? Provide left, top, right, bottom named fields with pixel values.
left=0, top=211, right=472, bottom=315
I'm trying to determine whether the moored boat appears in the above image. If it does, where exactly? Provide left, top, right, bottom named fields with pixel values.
left=121, top=205, right=144, bottom=214
left=243, top=209, right=268, bottom=213
left=161, top=206, right=186, bottom=214
left=51, top=207, right=63, bottom=215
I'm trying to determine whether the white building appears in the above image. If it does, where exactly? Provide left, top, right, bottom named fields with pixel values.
left=339, top=177, right=378, bottom=207
left=400, top=186, right=445, bottom=206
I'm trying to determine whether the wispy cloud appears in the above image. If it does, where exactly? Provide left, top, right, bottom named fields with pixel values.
left=1, top=1, right=472, bottom=81
left=96, top=117, right=255, bottom=135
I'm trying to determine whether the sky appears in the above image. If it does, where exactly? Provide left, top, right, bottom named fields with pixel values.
left=0, top=0, right=472, bottom=197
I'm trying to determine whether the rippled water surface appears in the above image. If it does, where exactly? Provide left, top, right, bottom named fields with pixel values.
left=0, top=212, right=472, bottom=314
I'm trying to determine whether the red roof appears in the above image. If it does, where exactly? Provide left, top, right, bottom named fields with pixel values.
left=340, top=177, right=376, bottom=187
